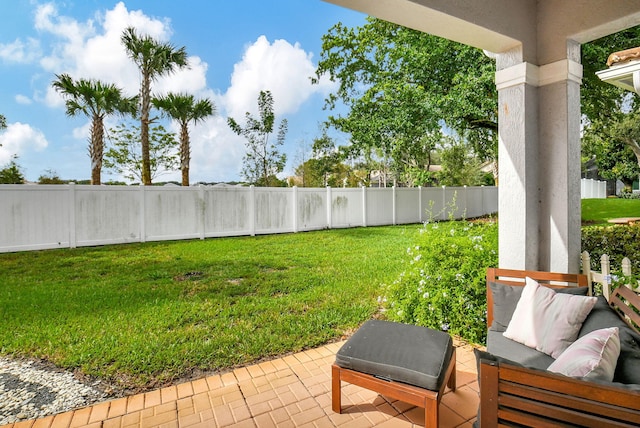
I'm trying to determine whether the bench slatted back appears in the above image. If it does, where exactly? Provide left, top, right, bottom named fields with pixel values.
left=485, top=268, right=588, bottom=328
left=609, top=285, right=640, bottom=332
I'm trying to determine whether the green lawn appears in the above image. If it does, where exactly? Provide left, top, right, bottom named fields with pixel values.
left=0, top=226, right=420, bottom=391
left=582, top=198, right=640, bottom=225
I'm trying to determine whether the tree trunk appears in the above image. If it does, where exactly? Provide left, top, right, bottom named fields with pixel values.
left=90, top=116, right=104, bottom=185
left=140, top=73, right=152, bottom=185
left=181, top=123, right=190, bottom=186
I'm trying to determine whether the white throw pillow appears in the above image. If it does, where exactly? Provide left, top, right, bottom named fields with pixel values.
left=548, top=327, right=620, bottom=381
left=503, top=277, right=597, bottom=358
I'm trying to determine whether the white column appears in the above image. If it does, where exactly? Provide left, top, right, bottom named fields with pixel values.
left=537, top=42, right=583, bottom=273
left=495, top=44, right=583, bottom=273
left=495, top=50, right=540, bottom=270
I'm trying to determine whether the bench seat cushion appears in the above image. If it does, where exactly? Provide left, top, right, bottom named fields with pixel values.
left=487, top=330, right=554, bottom=370
left=335, top=320, right=453, bottom=391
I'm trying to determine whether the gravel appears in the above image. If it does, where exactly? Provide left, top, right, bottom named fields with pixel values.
left=0, top=356, right=113, bottom=425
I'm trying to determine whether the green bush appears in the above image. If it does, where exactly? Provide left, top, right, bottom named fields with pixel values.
left=384, top=220, right=498, bottom=345
left=582, top=225, right=640, bottom=272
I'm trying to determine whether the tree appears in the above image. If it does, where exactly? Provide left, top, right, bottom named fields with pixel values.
left=0, top=113, right=6, bottom=131
left=0, top=156, right=25, bottom=184
left=152, top=93, right=215, bottom=186
left=38, top=169, right=67, bottom=184
left=314, top=18, right=497, bottom=185
left=583, top=112, right=640, bottom=192
left=104, top=122, right=179, bottom=183
left=437, top=139, right=486, bottom=187
left=52, top=73, right=137, bottom=185
left=121, top=27, right=188, bottom=186
left=227, top=90, right=288, bottom=186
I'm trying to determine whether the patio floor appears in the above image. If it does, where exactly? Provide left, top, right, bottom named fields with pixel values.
left=3, top=338, right=480, bottom=428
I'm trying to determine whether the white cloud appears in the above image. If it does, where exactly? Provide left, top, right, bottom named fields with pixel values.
left=24, top=3, right=333, bottom=183
left=37, top=1, right=204, bottom=105
left=0, top=38, right=41, bottom=63
left=15, top=95, right=32, bottom=105
left=224, top=36, right=336, bottom=120
left=0, top=123, right=49, bottom=164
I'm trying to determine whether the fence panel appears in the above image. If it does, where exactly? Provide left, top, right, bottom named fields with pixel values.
left=396, top=188, right=420, bottom=224
left=581, top=178, right=607, bottom=199
left=0, top=184, right=498, bottom=253
left=296, top=188, right=327, bottom=231
left=75, top=186, right=141, bottom=246
left=0, top=185, right=71, bottom=251
left=366, top=188, right=394, bottom=226
left=144, top=187, right=203, bottom=242
left=254, top=187, right=294, bottom=234
left=204, top=186, right=252, bottom=237
left=330, top=188, right=364, bottom=228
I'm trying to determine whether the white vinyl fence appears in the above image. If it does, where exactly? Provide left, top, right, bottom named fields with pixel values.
left=0, top=184, right=498, bottom=253
left=581, top=178, right=607, bottom=199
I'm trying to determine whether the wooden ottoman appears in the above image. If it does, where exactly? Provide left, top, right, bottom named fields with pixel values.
left=332, top=320, right=456, bottom=427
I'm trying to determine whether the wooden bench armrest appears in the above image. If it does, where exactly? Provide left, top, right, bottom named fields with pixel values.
left=479, top=359, right=640, bottom=427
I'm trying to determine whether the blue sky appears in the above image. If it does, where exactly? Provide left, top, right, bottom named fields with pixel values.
left=0, top=1, right=366, bottom=183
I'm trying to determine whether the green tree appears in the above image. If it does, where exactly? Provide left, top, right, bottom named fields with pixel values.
left=0, top=114, right=6, bottom=131
left=227, top=90, right=288, bottom=186
left=314, top=18, right=497, bottom=184
left=0, top=156, right=24, bottom=184
left=580, top=28, right=640, bottom=182
left=38, top=169, right=67, bottom=184
left=152, top=93, right=215, bottom=186
left=52, top=73, right=137, bottom=185
left=121, top=27, right=188, bottom=186
left=104, top=122, right=179, bottom=184
left=437, top=139, right=485, bottom=187
left=583, top=114, right=640, bottom=192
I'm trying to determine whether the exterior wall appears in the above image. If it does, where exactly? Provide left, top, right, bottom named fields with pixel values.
left=0, top=185, right=499, bottom=253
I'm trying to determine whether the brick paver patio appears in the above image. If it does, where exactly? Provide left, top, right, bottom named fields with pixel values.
left=2, top=339, right=480, bottom=428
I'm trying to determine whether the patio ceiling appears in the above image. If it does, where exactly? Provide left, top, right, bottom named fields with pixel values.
left=325, top=1, right=640, bottom=61
left=323, top=0, right=640, bottom=273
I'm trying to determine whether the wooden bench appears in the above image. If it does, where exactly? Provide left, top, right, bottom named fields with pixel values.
left=479, top=269, right=640, bottom=427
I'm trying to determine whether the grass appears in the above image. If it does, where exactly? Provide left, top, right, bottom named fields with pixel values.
left=0, top=225, right=420, bottom=391
left=582, top=198, right=640, bottom=225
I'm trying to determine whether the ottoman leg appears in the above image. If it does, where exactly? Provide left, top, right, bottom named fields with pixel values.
left=425, top=398, right=439, bottom=428
left=447, top=347, right=457, bottom=392
left=332, top=364, right=342, bottom=414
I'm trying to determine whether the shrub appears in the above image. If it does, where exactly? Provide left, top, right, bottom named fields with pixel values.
left=383, top=219, right=498, bottom=345
left=582, top=225, right=640, bottom=272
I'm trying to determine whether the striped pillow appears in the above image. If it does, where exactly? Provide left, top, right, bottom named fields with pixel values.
left=548, top=327, right=620, bottom=381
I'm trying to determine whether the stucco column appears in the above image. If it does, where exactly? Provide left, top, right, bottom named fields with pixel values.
left=495, top=43, right=583, bottom=273
left=495, top=48, right=540, bottom=270
left=537, top=42, right=583, bottom=273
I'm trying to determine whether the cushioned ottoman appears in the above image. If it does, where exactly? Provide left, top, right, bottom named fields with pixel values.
left=332, top=320, right=456, bottom=427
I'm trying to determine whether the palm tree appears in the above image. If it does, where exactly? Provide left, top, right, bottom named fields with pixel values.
left=121, top=27, right=188, bottom=185
left=152, top=93, right=215, bottom=186
left=52, top=73, right=137, bottom=185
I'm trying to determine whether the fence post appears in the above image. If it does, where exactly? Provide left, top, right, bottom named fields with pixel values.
left=139, top=185, right=146, bottom=243
left=622, top=257, right=632, bottom=277
left=418, top=186, right=423, bottom=223
left=581, top=251, right=592, bottom=295
left=392, top=185, right=397, bottom=226
left=441, top=186, right=447, bottom=221
left=292, top=186, right=298, bottom=233
left=601, top=254, right=611, bottom=300
left=326, top=186, right=332, bottom=229
left=68, top=183, right=76, bottom=249
left=362, top=186, right=368, bottom=227
left=199, top=185, right=206, bottom=240
left=250, top=185, right=256, bottom=236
